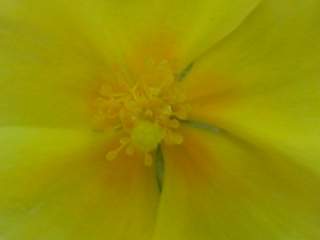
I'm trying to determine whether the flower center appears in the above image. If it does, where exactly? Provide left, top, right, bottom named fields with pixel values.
left=93, top=60, right=190, bottom=165
left=131, top=121, right=164, bottom=152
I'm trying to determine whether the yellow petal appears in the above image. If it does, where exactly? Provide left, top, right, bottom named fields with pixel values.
left=2, top=0, right=261, bottom=65
left=0, top=30, right=97, bottom=127
left=153, top=127, right=320, bottom=240
left=188, top=0, right=320, bottom=173
left=0, top=127, right=159, bottom=239
left=0, top=20, right=105, bottom=127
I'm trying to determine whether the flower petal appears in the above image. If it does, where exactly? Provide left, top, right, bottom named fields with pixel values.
left=187, top=0, right=320, bottom=173
left=0, top=1, right=132, bottom=129
left=0, top=0, right=261, bottom=127
left=153, top=127, right=320, bottom=240
left=0, top=127, right=159, bottom=239
left=2, top=0, right=262, bottom=66
left=0, top=18, right=105, bottom=128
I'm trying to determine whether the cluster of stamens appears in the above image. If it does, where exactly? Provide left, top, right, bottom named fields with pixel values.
left=93, top=60, right=190, bottom=166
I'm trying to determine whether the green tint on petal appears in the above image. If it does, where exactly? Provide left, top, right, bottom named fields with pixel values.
left=153, top=127, right=320, bottom=240
left=188, top=0, right=320, bottom=174
left=156, top=0, right=262, bottom=66
left=0, top=128, right=159, bottom=240
left=155, top=145, right=165, bottom=192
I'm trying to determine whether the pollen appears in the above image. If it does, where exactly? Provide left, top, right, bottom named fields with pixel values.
left=93, top=60, right=190, bottom=166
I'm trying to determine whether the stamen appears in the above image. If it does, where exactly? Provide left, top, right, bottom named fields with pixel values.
left=144, top=153, right=153, bottom=166
left=94, top=59, right=190, bottom=166
left=105, top=138, right=129, bottom=161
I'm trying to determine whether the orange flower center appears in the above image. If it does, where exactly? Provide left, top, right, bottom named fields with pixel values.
left=93, top=60, right=190, bottom=165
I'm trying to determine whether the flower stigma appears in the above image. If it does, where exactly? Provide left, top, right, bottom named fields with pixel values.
left=93, top=60, right=190, bottom=166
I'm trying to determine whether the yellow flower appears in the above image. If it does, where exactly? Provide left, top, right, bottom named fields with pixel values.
left=1, top=0, right=320, bottom=239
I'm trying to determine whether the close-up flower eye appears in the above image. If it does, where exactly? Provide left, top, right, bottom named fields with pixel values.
left=0, top=0, right=320, bottom=239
